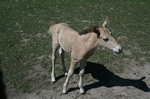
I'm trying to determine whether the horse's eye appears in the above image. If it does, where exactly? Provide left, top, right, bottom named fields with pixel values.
left=103, top=38, right=109, bottom=42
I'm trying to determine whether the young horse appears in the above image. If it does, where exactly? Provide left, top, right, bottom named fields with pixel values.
left=49, top=18, right=122, bottom=94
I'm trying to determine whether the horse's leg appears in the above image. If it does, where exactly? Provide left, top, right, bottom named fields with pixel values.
left=51, top=43, right=58, bottom=83
left=59, top=47, right=67, bottom=76
left=79, top=60, right=86, bottom=94
left=62, top=58, right=77, bottom=94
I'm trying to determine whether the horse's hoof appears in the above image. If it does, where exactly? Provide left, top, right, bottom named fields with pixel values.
left=51, top=78, right=56, bottom=83
left=64, top=72, right=68, bottom=76
left=62, top=89, right=67, bottom=94
left=80, top=88, right=85, bottom=94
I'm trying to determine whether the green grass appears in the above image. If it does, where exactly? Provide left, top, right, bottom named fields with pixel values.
left=0, top=0, right=150, bottom=92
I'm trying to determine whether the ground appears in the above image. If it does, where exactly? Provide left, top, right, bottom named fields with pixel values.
left=0, top=0, right=150, bottom=99
left=5, top=54, right=150, bottom=99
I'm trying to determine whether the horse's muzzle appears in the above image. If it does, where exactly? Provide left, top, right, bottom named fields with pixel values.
left=115, top=48, right=122, bottom=54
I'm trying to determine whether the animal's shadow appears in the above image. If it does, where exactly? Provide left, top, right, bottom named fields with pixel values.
left=72, top=62, right=150, bottom=93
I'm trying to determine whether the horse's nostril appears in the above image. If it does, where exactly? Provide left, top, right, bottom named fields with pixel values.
left=119, top=49, right=122, bottom=53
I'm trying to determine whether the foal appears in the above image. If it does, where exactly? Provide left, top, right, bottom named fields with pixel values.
left=49, top=18, right=122, bottom=94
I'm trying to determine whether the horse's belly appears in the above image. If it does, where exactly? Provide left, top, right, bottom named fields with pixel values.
left=60, top=43, right=72, bottom=52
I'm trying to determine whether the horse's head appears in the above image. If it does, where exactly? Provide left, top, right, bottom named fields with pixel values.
left=95, top=18, right=122, bottom=54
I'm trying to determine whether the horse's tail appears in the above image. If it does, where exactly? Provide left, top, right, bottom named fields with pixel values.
left=47, top=24, right=55, bottom=35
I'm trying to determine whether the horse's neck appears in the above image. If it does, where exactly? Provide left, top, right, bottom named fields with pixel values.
left=78, top=33, right=98, bottom=50
left=70, top=33, right=98, bottom=60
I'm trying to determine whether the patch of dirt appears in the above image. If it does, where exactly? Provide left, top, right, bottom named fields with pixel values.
left=6, top=60, right=150, bottom=99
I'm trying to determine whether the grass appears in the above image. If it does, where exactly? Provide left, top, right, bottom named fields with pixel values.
left=0, top=0, right=150, bottom=93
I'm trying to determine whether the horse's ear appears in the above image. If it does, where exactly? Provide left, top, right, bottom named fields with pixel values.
left=102, top=18, right=108, bottom=27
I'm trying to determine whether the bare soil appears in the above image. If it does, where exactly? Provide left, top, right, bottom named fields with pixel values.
left=5, top=59, right=150, bottom=99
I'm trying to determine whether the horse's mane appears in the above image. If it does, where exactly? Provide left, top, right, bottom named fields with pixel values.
left=79, top=26, right=100, bottom=37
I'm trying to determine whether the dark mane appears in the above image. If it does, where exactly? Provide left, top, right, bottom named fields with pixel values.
left=79, top=26, right=100, bottom=37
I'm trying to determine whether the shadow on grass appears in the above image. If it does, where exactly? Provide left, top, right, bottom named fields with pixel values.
left=70, top=62, right=150, bottom=93
left=56, top=74, right=66, bottom=82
